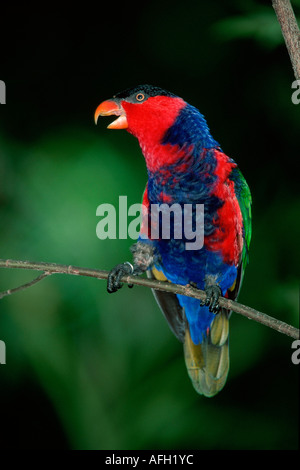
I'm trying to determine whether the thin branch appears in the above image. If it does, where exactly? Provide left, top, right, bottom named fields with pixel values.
left=0, top=272, right=51, bottom=299
left=0, top=258, right=299, bottom=340
left=272, top=0, right=300, bottom=79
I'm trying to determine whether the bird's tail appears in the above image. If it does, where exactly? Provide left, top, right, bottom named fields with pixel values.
left=183, top=308, right=229, bottom=397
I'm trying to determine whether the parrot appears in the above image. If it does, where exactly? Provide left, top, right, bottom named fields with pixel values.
left=94, top=85, right=252, bottom=397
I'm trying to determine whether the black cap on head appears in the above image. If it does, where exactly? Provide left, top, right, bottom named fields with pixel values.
left=113, top=84, right=177, bottom=102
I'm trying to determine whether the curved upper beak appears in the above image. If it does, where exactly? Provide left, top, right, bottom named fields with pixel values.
left=94, top=99, right=128, bottom=129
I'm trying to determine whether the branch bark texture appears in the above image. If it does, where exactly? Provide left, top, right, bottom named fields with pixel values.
left=272, top=0, right=300, bottom=79
left=0, top=258, right=299, bottom=340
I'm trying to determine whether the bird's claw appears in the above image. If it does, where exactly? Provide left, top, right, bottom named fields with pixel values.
left=200, top=285, right=222, bottom=314
left=107, top=262, right=134, bottom=293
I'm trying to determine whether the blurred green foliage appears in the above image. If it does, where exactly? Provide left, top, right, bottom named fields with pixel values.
left=0, top=0, right=299, bottom=450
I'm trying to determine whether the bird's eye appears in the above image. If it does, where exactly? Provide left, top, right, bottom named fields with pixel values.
left=136, top=93, right=145, bottom=102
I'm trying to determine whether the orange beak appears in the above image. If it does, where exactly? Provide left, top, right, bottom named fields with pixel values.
left=94, top=99, right=128, bottom=129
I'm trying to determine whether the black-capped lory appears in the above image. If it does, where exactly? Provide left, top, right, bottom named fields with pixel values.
left=95, top=85, right=252, bottom=397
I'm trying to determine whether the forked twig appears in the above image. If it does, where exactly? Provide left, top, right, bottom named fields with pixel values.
left=0, top=258, right=299, bottom=340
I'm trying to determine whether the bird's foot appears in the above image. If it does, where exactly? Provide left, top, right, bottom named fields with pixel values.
left=107, top=242, right=156, bottom=293
left=200, top=285, right=222, bottom=314
left=107, top=262, right=135, bottom=293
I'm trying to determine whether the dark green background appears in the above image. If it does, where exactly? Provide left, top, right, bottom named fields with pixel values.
left=0, top=0, right=299, bottom=450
